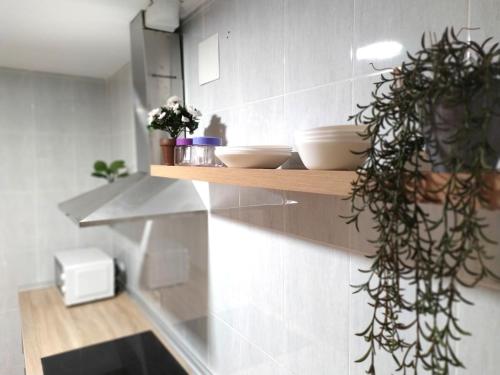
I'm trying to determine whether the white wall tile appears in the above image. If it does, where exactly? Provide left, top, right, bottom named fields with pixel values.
left=203, top=0, right=243, bottom=110
left=73, top=77, right=109, bottom=135
left=457, top=287, right=500, bottom=375
left=199, top=109, right=236, bottom=146
left=206, top=315, right=284, bottom=375
left=0, top=67, right=34, bottom=133
left=281, top=237, right=350, bottom=374
left=284, top=0, right=353, bottom=92
left=237, top=97, right=287, bottom=146
left=35, top=190, right=79, bottom=252
left=0, top=310, right=23, bottom=374
left=33, top=72, right=75, bottom=134
left=469, top=0, right=500, bottom=43
left=209, top=183, right=239, bottom=211
left=0, top=192, right=37, bottom=251
left=284, top=80, right=353, bottom=146
left=237, top=0, right=284, bottom=102
left=284, top=193, right=351, bottom=249
left=0, top=133, right=36, bottom=192
left=353, top=0, right=468, bottom=77
left=75, top=134, right=111, bottom=166
left=35, top=134, right=76, bottom=192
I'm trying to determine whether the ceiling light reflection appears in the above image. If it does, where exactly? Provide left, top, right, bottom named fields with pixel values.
left=356, top=41, right=403, bottom=61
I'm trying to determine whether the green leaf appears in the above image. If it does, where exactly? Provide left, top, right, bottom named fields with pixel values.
left=109, top=160, right=126, bottom=173
left=118, top=172, right=129, bottom=178
left=94, top=160, right=107, bottom=172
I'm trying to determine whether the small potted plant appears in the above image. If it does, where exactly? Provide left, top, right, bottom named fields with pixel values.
left=91, top=160, right=129, bottom=183
left=147, top=96, right=202, bottom=165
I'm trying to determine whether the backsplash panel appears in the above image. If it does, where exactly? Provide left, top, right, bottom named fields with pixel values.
left=109, top=1, right=500, bottom=374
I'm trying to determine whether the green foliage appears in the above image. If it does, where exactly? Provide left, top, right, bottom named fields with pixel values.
left=91, top=160, right=129, bottom=183
left=147, top=96, right=201, bottom=139
left=347, top=28, right=499, bottom=374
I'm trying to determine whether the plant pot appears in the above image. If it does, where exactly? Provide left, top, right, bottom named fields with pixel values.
left=423, top=85, right=500, bottom=172
left=160, top=138, right=176, bottom=166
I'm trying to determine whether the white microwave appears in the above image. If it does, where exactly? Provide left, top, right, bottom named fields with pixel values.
left=54, top=247, right=115, bottom=306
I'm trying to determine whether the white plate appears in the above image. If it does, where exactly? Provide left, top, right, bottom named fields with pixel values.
left=215, top=149, right=292, bottom=168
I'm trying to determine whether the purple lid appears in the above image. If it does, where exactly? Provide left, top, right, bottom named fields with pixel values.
left=176, top=138, right=193, bottom=146
left=193, top=136, right=222, bottom=146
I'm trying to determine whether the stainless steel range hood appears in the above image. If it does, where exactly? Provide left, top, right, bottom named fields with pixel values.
left=59, top=11, right=206, bottom=227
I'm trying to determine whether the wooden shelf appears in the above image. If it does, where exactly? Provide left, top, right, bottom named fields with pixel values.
left=150, top=165, right=356, bottom=196
left=150, top=165, right=500, bottom=208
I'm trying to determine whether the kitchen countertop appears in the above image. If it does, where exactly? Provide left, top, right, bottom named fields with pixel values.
left=18, top=287, right=191, bottom=375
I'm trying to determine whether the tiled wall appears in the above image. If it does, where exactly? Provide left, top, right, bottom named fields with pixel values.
left=176, top=0, right=500, bottom=374
left=0, top=67, right=113, bottom=374
left=104, top=1, right=500, bottom=375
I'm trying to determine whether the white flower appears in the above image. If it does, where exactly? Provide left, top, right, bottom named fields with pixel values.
left=173, top=102, right=181, bottom=114
left=187, top=104, right=202, bottom=117
left=147, top=108, right=160, bottom=124
left=166, top=96, right=181, bottom=108
left=148, top=108, right=161, bottom=117
left=158, top=112, right=166, bottom=120
left=181, top=115, right=190, bottom=123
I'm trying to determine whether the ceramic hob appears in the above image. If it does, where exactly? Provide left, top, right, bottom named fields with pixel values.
left=41, top=331, right=187, bottom=375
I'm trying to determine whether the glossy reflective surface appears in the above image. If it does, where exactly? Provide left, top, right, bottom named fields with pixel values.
left=41, top=331, right=187, bottom=375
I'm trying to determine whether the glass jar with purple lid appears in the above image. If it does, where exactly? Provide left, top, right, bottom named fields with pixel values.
left=191, top=136, right=222, bottom=166
left=174, top=138, right=193, bottom=166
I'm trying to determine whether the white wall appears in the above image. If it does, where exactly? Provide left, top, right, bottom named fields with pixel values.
left=3, top=0, right=498, bottom=374
left=0, top=67, right=113, bottom=374
left=109, top=0, right=500, bottom=374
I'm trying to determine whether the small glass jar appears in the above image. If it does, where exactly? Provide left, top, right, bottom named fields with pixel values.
left=191, top=136, right=222, bottom=166
left=174, top=138, right=193, bottom=166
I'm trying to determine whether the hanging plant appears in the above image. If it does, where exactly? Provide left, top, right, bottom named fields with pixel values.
left=348, top=28, right=500, bottom=374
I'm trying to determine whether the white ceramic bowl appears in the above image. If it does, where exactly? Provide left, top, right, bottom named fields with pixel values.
left=296, top=125, right=367, bottom=136
left=298, top=133, right=367, bottom=142
left=215, top=148, right=292, bottom=168
left=295, top=139, right=368, bottom=170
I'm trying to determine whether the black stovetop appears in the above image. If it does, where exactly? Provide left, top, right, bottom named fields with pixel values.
left=41, top=331, right=187, bottom=375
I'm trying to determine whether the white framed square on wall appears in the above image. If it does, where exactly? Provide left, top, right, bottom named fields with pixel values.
left=198, top=33, right=220, bottom=85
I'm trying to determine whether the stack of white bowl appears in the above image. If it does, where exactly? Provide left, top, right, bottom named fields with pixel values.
left=295, top=125, right=369, bottom=170
left=215, top=145, right=292, bottom=169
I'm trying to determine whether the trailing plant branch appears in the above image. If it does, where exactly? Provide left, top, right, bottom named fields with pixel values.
left=348, top=28, right=500, bottom=375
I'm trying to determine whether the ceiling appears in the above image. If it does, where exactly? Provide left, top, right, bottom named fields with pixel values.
left=0, top=0, right=206, bottom=78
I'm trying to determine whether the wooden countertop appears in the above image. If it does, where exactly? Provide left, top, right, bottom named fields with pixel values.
left=18, top=287, right=191, bottom=375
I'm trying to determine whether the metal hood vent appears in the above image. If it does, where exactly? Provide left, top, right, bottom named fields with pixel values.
left=59, top=12, right=206, bottom=227
left=59, top=173, right=205, bottom=227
